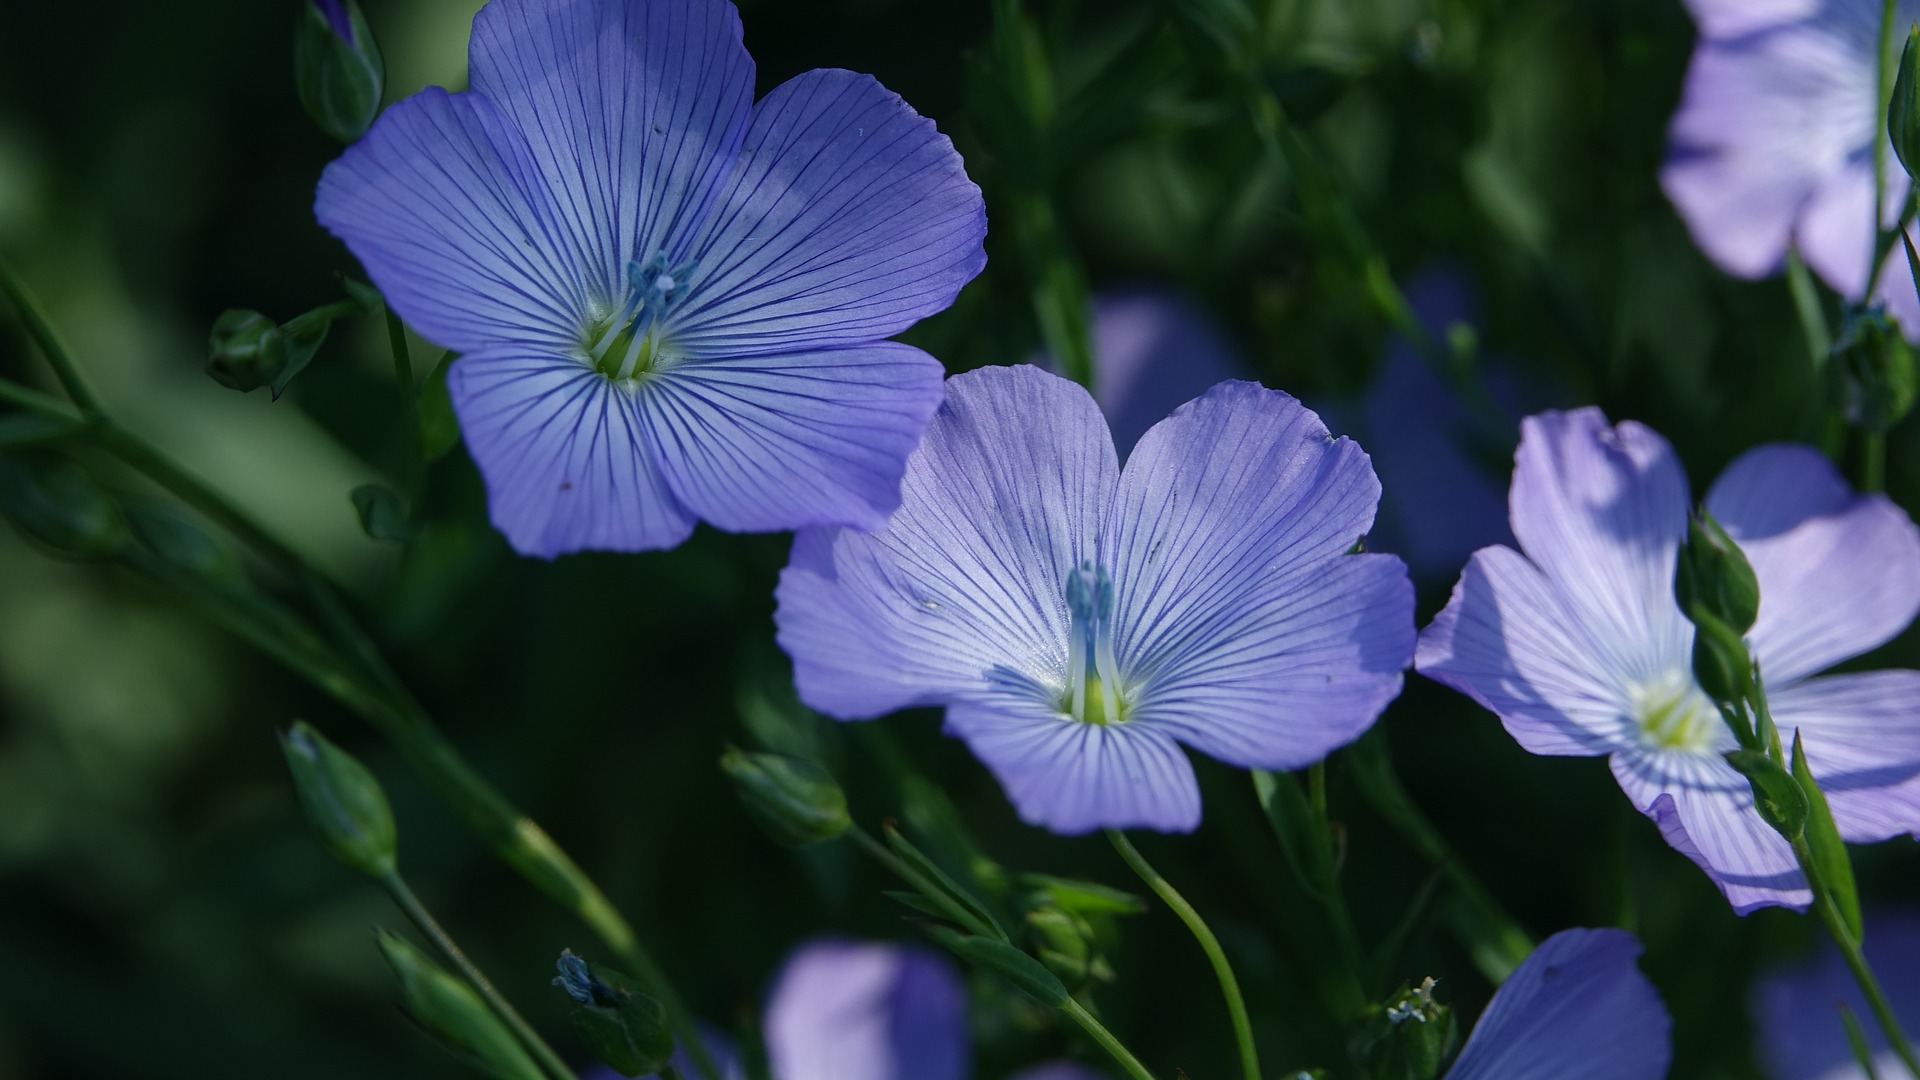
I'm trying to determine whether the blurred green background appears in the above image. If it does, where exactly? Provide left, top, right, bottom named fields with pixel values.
left=0, top=0, right=1915, bottom=1077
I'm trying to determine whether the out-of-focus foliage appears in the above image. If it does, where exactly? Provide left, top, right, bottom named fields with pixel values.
left=0, top=1, right=1912, bottom=1079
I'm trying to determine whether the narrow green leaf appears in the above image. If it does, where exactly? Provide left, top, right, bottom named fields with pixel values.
left=1726, top=750, right=1810, bottom=840
left=885, top=823, right=1007, bottom=941
left=1793, top=731, right=1863, bottom=940
left=923, top=925, right=1068, bottom=1007
left=1252, top=768, right=1337, bottom=902
left=418, top=350, right=462, bottom=461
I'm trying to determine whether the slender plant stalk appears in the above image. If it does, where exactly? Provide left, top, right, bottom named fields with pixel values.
left=1796, top=838, right=1920, bottom=1078
left=384, top=309, right=426, bottom=508
left=383, top=871, right=581, bottom=1080
left=1864, top=432, right=1889, bottom=492
left=0, top=262, right=721, bottom=1080
left=1874, top=0, right=1899, bottom=288
left=1107, top=830, right=1261, bottom=1080
left=847, top=824, right=998, bottom=941
left=1060, top=997, right=1162, bottom=1080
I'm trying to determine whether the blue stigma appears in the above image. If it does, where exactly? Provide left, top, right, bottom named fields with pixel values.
left=1063, top=561, right=1124, bottom=725
left=588, top=251, right=699, bottom=380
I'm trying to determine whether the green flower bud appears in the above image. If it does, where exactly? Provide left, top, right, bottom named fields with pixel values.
left=295, top=0, right=385, bottom=143
left=1675, top=510, right=1760, bottom=634
left=1689, top=608, right=1753, bottom=708
left=1353, top=979, right=1456, bottom=1080
left=1827, top=305, right=1918, bottom=434
left=1726, top=750, right=1810, bottom=841
left=376, top=930, right=545, bottom=1080
left=351, top=482, right=412, bottom=542
left=120, top=496, right=247, bottom=588
left=551, top=950, right=674, bottom=1078
left=1026, top=905, right=1105, bottom=987
left=206, top=310, right=289, bottom=393
left=719, top=747, right=850, bottom=847
left=0, top=452, right=129, bottom=559
left=1891, top=26, right=1920, bottom=183
left=280, top=721, right=397, bottom=878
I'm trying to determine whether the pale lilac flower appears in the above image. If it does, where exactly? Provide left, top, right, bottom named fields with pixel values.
left=1753, top=913, right=1920, bottom=1078
left=316, top=0, right=984, bottom=556
left=1663, top=0, right=1920, bottom=332
left=776, top=365, right=1415, bottom=833
left=1417, top=408, right=1920, bottom=912
left=1446, top=928, right=1671, bottom=1080
left=585, top=940, right=1102, bottom=1080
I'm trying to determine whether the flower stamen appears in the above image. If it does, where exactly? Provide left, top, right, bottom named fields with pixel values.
left=1063, top=561, right=1126, bottom=725
left=586, top=252, right=698, bottom=380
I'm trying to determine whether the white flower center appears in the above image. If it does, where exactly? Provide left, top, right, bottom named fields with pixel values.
left=1630, top=669, right=1721, bottom=752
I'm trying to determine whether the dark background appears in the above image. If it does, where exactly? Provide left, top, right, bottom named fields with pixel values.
left=0, top=0, right=1913, bottom=1077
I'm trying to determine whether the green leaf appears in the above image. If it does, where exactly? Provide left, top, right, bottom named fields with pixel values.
left=340, top=275, right=385, bottom=314
left=923, top=926, right=1068, bottom=1007
left=885, top=823, right=1006, bottom=941
left=1725, top=749, right=1809, bottom=841
left=1793, top=730, right=1862, bottom=940
left=419, top=350, right=462, bottom=461
left=1252, top=768, right=1338, bottom=902
left=351, top=483, right=412, bottom=542
left=271, top=311, right=333, bottom=400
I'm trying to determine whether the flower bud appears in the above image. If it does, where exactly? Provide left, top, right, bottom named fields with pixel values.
left=719, top=747, right=850, bottom=847
left=1827, top=304, right=1918, bottom=434
left=1674, top=510, right=1759, bottom=634
left=1026, top=905, right=1100, bottom=986
left=551, top=950, right=674, bottom=1077
left=376, top=930, right=545, bottom=1080
left=1689, top=609, right=1752, bottom=708
left=206, top=310, right=289, bottom=393
left=1726, top=749, right=1809, bottom=841
left=350, top=482, right=411, bottom=542
left=1353, top=978, right=1456, bottom=1080
left=280, top=721, right=397, bottom=878
left=0, top=452, right=129, bottom=559
left=120, top=496, right=247, bottom=588
left=1891, top=26, right=1920, bottom=183
left=294, top=0, right=385, bottom=143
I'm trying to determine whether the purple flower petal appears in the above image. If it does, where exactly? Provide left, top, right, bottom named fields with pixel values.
left=762, top=940, right=969, bottom=1080
left=1077, top=289, right=1245, bottom=459
left=1445, top=928, right=1672, bottom=1080
left=1105, top=382, right=1412, bottom=769
left=1753, top=911, right=1920, bottom=1079
left=1769, top=671, right=1920, bottom=842
left=650, top=343, right=944, bottom=533
left=467, top=0, right=755, bottom=296
left=1612, top=748, right=1810, bottom=913
left=1706, top=443, right=1920, bottom=683
left=449, top=347, right=696, bottom=556
left=315, top=88, right=587, bottom=352
left=944, top=698, right=1202, bottom=834
left=776, top=365, right=1117, bottom=718
left=1417, top=545, right=1636, bottom=757
left=668, top=68, right=987, bottom=357
left=1507, top=409, right=1692, bottom=687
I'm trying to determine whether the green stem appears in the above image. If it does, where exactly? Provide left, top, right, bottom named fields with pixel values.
left=847, top=824, right=998, bottom=940
left=1347, top=732, right=1533, bottom=981
left=382, top=871, right=580, bottom=1080
left=385, top=309, right=426, bottom=509
left=0, top=375, right=80, bottom=421
left=1875, top=0, right=1899, bottom=289
left=1107, top=830, right=1260, bottom=1080
left=1864, top=431, right=1889, bottom=492
left=1796, top=838, right=1920, bottom=1078
left=0, top=265, right=723, bottom=1080
left=0, top=259, right=104, bottom=417
left=1059, top=997, right=1162, bottom=1080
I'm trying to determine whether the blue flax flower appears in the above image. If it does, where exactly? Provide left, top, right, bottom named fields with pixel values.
left=583, top=939, right=1102, bottom=1080
left=1418, top=408, right=1920, bottom=912
left=776, top=365, right=1415, bottom=833
left=317, top=0, right=985, bottom=556
left=1445, top=928, right=1671, bottom=1080
left=1752, top=912, right=1920, bottom=1078
left=1663, top=0, right=1920, bottom=332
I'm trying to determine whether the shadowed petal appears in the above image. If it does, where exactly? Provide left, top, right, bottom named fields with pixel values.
left=1067, top=290, right=1246, bottom=459
left=776, top=365, right=1116, bottom=718
left=1706, top=443, right=1920, bottom=683
left=649, top=343, right=944, bottom=534
left=467, top=0, right=754, bottom=296
left=315, top=88, right=586, bottom=352
left=668, top=69, right=986, bottom=357
left=1752, top=912, right=1920, bottom=1080
left=1612, top=749, right=1810, bottom=913
left=449, top=347, right=695, bottom=556
left=1417, top=545, right=1637, bottom=757
left=1508, top=409, right=1692, bottom=689
left=1681, top=0, right=1820, bottom=39
left=1446, top=928, right=1672, bottom=1080
left=945, top=698, right=1201, bottom=834
left=763, top=941, right=968, bottom=1080
left=1769, top=671, right=1920, bottom=842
